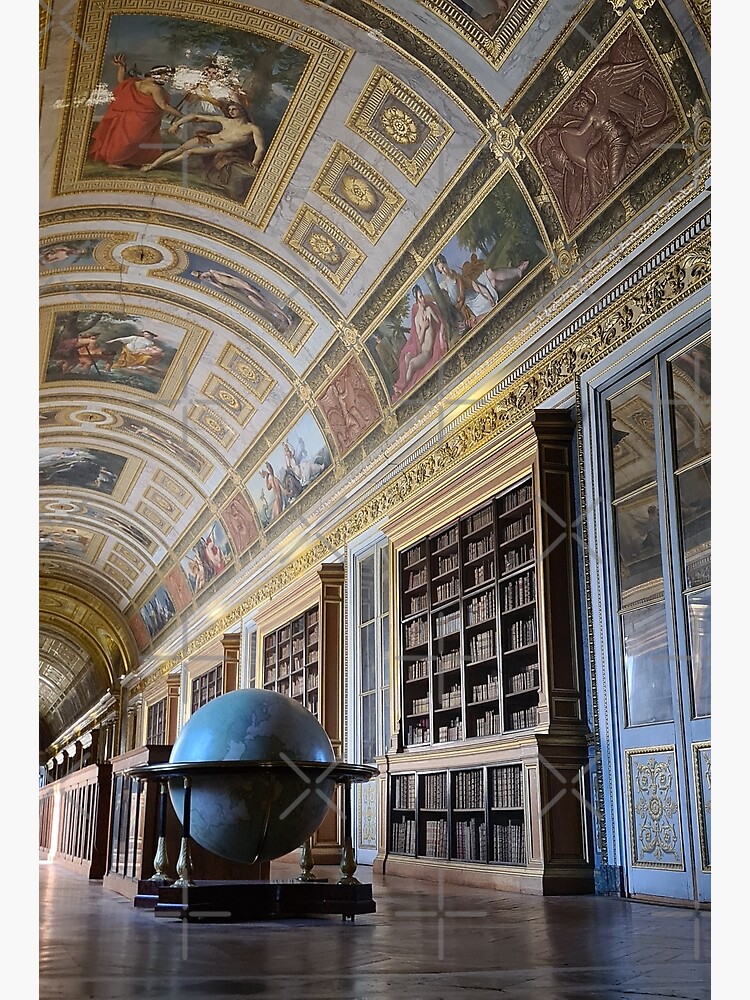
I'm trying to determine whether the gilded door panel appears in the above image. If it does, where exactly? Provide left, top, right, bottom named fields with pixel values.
left=625, top=746, right=684, bottom=870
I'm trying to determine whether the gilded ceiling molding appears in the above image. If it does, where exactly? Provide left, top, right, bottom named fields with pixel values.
left=105, top=561, right=137, bottom=589
left=418, top=0, right=544, bottom=67
left=188, top=403, right=238, bottom=449
left=217, top=344, right=276, bottom=403
left=320, top=0, right=510, bottom=118
left=40, top=577, right=139, bottom=681
left=201, top=374, right=255, bottom=428
left=284, top=206, right=366, bottom=290
left=54, top=0, right=353, bottom=230
left=346, top=67, right=454, bottom=184
left=136, top=501, right=172, bottom=537
left=156, top=238, right=316, bottom=355
left=152, top=470, right=192, bottom=507
left=487, top=114, right=524, bottom=168
left=312, top=143, right=405, bottom=244
left=40, top=206, right=340, bottom=321
left=113, top=542, right=146, bottom=572
left=143, top=486, right=181, bottom=522
left=39, top=0, right=51, bottom=70
left=137, top=212, right=710, bottom=693
left=683, top=0, right=710, bottom=48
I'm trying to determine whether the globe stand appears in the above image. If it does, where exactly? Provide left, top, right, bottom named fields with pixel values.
left=171, top=777, right=195, bottom=889
left=295, top=837, right=319, bottom=882
left=149, top=781, right=173, bottom=885
left=337, top=778, right=360, bottom=888
left=125, top=760, right=377, bottom=922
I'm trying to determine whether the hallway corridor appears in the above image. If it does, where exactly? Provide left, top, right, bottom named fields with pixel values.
left=39, top=862, right=710, bottom=999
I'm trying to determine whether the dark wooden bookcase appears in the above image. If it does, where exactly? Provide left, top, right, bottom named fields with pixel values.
left=379, top=411, right=593, bottom=894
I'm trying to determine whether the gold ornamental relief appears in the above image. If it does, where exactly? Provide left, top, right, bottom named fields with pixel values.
left=313, top=143, right=405, bottom=244
left=346, top=67, right=453, bottom=183
left=381, top=106, right=419, bottom=144
left=120, top=244, right=165, bottom=265
left=625, top=747, right=684, bottom=869
left=342, top=174, right=377, bottom=209
left=188, top=403, right=237, bottom=448
left=202, top=373, right=255, bottom=427
left=217, top=343, right=276, bottom=402
left=284, top=206, right=366, bottom=290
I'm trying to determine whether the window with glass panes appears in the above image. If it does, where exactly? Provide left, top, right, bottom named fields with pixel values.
left=607, top=334, right=710, bottom=726
left=355, top=540, right=391, bottom=763
left=190, top=663, right=224, bottom=715
left=145, top=696, right=167, bottom=745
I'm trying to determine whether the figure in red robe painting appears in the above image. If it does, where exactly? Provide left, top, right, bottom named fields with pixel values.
left=88, top=53, right=183, bottom=168
left=392, top=285, right=448, bottom=400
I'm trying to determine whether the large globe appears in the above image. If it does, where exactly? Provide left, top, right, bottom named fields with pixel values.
left=168, top=689, right=335, bottom=864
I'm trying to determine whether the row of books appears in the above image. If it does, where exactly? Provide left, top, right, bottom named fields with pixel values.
left=406, top=658, right=429, bottom=681
left=507, top=666, right=539, bottom=694
left=503, top=543, right=534, bottom=574
left=500, top=483, right=533, bottom=514
left=423, top=772, right=448, bottom=809
left=466, top=535, right=494, bottom=562
left=437, top=719, right=462, bottom=742
left=492, top=819, right=526, bottom=865
left=434, top=527, right=459, bottom=552
left=404, top=546, right=425, bottom=568
left=438, top=684, right=461, bottom=709
left=392, top=774, right=416, bottom=809
left=491, top=765, right=523, bottom=808
left=435, top=609, right=461, bottom=637
left=424, top=818, right=448, bottom=858
left=404, top=619, right=428, bottom=648
left=453, top=818, right=487, bottom=862
left=474, top=711, right=501, bottom=736
left=467, top=590, right=496, bottom=626
left=436, top=553, right=460, bottom=575
left=471, top=676, right=499, bottom=702
left=408, top=594, right=428, bottom=615
left=410, top=696, right=429, bottom=716
left=434, top=578, right=460, bottom=604
left=391, top=818, right=416, bottom=854
left=468, top=629, right=495, bottom=663
left=465, top=507, right=494, bottom=535
left=502, top=570, right=535, bottom=611
left=453, top=769, right=484, bottom=809
left=505, top=616, right=537, bottom=650
left=502, top=512, right=534, bottom=543
left=406, top=722, right=430, bottom=745
left=406, top=567, right=427, bottom=589
left=507, top=706, right=539, bottom=730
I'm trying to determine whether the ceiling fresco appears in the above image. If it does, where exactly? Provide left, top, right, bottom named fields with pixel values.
left=39, top=0, right=710, bottom=754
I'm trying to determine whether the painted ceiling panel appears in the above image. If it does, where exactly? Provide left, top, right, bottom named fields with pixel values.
left=39, top=0, right=710, bottom=755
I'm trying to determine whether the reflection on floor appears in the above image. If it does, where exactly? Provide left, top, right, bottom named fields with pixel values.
left=39, top=861, right=710, bottom=999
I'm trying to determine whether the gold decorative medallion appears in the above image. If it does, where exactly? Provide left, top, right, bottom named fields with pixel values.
left=189, top=403, right=238, bottom=448
left=346, top=67, right=453, bottom=183
left=217, top=344, right=275, bottom=402
left=144, top=487, right=180, bottom=521
left=202, top=374, right=255, bottom=427
left=342, top=174, right=377, bottom=210
left=120, top=244, right=164, bottom=265
left=313, top=143, right=405, bottom=244
left=285, top=207, right=365, bottom=290
left=136, top=502, right=171, bottom=536
left=152, top=470, right=192, bottom=507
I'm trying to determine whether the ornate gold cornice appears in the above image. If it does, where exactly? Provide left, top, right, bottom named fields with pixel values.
left=136, top=210, right=710, bottom=694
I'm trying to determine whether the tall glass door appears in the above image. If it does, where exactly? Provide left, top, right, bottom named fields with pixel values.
left=599, top=330, right=710, bottom=901
left=348, top=535, right=391, bottom=866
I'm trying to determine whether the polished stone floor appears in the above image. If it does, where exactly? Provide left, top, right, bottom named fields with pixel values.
left=39, top=861, right=711, bottom=999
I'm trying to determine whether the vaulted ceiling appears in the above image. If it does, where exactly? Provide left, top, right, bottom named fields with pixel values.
left=39, top=0, right=711, bottom=756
